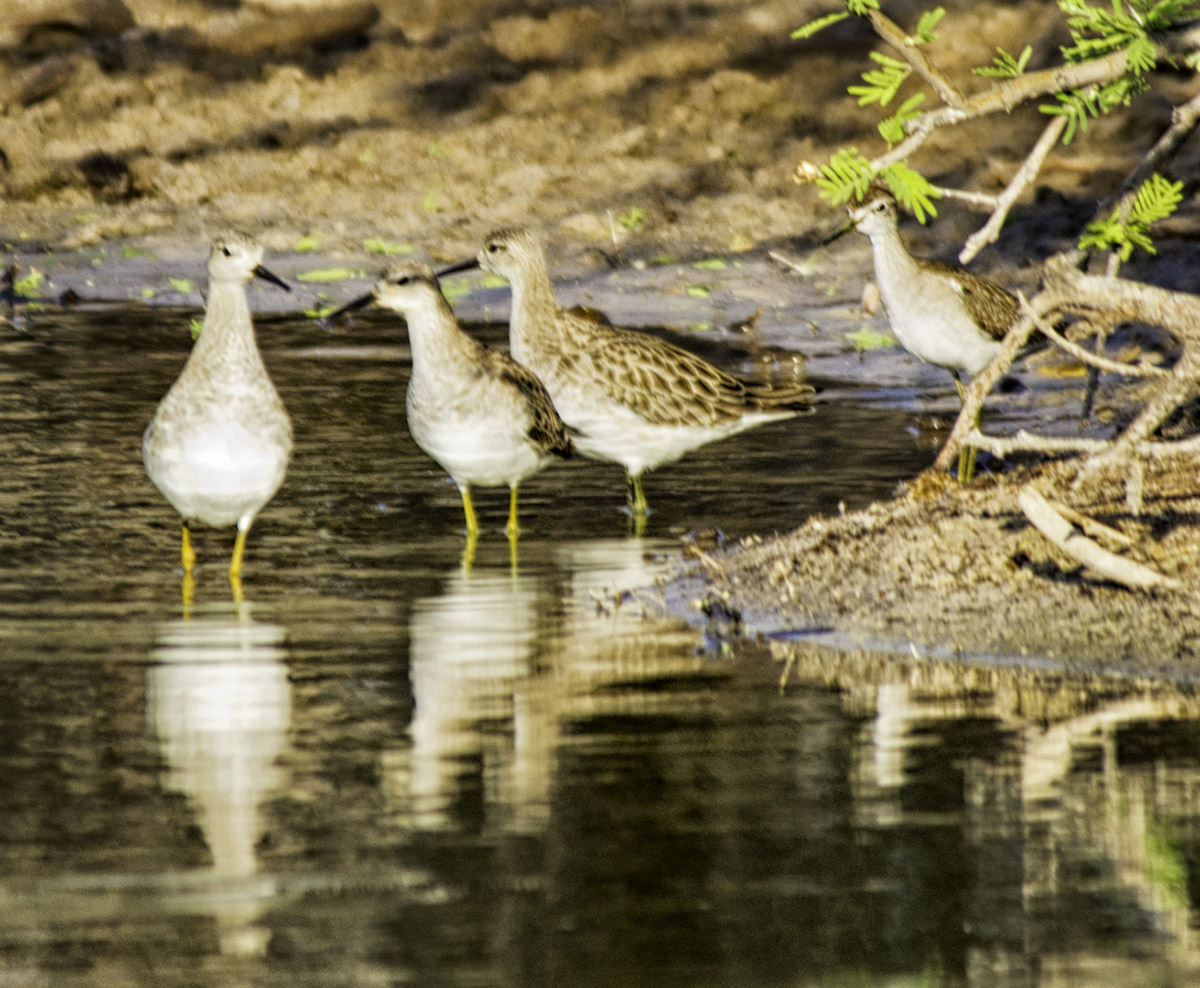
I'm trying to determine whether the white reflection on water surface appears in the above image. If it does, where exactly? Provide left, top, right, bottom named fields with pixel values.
left=148, top=603, right=291, bottom=955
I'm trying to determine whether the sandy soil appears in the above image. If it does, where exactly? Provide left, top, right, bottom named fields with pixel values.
left=5, top=0, right=1196, bottom=263
left=4, top=0, right=1199, bottom=669
left=663, top=460, right=1200, bottom=676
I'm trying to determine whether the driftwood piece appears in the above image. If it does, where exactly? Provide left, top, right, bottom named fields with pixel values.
left=1017, top=488, right=1178, bottom=591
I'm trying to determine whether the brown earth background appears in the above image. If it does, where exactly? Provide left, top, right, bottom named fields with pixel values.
left=5, top=0, right=1198, bottom=279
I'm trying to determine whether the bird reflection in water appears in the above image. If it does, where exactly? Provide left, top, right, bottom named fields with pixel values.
left=401, top=562, right=550, bottom=832
left=148, top=600, right=291, bottom=956
left=391, top=537, right=693, bottom=834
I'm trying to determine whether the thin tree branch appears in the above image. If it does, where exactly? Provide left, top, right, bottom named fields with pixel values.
left=873, top=48, right=1132, bottom=170
left=931, top=186, right=998, bottom=210
left=1042, top=256, right=1200, bottom=344
left=1024, top=297, right=1170, bottom=379
left=1041, top=496, right=1135, bottom=548
left=964, top=427, right=1109, bottom=456
left=960, top=115, right=1067, bottom=264
left=867, top=9, right=965, bottom=109
left=965, top=427, right=1200, bottom=460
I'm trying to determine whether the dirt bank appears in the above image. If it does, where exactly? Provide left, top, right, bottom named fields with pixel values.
left=662, top=459, right=1200, bottom=676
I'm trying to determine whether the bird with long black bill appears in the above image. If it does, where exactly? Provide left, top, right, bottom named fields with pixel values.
left=439, top=228, right=817, bottom=528
left=143, top=232, right=293, bottom=598
left=825, top=187, right=1021, bottom=480
left=333, top=261, right=572, bottom=554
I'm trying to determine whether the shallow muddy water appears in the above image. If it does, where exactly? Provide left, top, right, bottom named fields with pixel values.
left=0, top=305, right=1198, bottom=986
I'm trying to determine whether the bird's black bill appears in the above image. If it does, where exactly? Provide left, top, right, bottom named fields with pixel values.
left=253, top=265, right=291, bottom=291
left=435, top=257, right=480, bottom=277
left=326, top=293, right=373, bottom=320
left=821, top=218, right=856, bottom=246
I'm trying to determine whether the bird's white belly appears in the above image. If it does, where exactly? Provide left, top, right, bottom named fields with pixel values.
left=556, top=394, right=775, bottom=476
left=407, top=395, right=545, bottom=489
left=884, top=288, right=1001, bottom=378
left=144, top=421, right=288, bottom=527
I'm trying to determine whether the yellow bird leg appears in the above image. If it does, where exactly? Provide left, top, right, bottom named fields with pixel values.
left=229, top=523, right=250, bottom=580
left=953, top=376, right=980, bottom=484
left=181, top=570, right=195, bottom=613
left=462, top=528, right=478, bottom=571
left=461, top=486, right=479, bottom=537
left=506, top=483, right=521, bottom=541
left=626, top=469, right=648, bottom=518
left=181, top=521, right=196, bottom=573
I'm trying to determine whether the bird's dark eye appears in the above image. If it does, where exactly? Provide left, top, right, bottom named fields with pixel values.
left=486, top=243, right=500, bottom=253
left=873, top=200, right=887, bottom=212
left=397, top=276, right=412, bottom=286
left=221, top=246, right=232, bottom=256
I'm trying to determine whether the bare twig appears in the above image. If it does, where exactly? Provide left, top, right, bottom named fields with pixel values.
left=964, top=427, right=1109, bottom=456
left=1042, top=496, right=1135, bottom=548
left=965, top=428, right=1200, bottom=461
left=933, top=302, right=1037, bottom=472
left=930, top=186, right=998, bottom=210
left=1018, top=488, right=1177, bottom=590
left=960, top=115, right=1068, bottom=264
left=867, top=9, right=965, bottom=109
left=1023, top=296, right=1169, bottom=378
left=874, top=48, right=1131, bottom=170
left=767, top=250, right=812, bottom=275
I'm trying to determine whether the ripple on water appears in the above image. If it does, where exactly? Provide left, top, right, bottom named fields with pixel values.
left=0, top=305, right=1190, bottom=986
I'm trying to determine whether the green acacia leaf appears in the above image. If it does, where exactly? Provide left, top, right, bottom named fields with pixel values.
left=973, top=44, right=1032, bottom=78
left=907, top=7, right=944, bottom=45
left=816, top=147, right=876, bottom=205
left=848, top=51, right=912, bottom=107
left=13, top=268, right=44, bottom=299
left=297, top=267, right=367, bottom=283
left=881, top=162, right=939, bottom=224
left=363, top=237, right=415, bottom=256
left=846, top=325, right=896, bottom=351
left=1131, top=173, right=1184, bottom=223
left=791, top=10, right=850, bottom=39
left=878, top=91, right=925, bottom=145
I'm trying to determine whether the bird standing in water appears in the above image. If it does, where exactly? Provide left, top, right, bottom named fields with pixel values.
left=333, top=261, right=571, bottom=558
left=439, top=228, right=817, bottom=528
left=143, top=232, right=292, bottom=597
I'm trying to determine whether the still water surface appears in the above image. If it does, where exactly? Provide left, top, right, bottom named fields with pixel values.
left=0, top=306, right=1197, bottom=986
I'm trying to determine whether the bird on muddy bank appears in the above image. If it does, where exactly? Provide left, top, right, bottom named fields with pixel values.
left=826, top=187, right=1021, bottom=480
left=332, top=261, right=572, bottom=554
left=438, top=228, right=817, bottom=529
left=143, top=231, right=292, bottom=597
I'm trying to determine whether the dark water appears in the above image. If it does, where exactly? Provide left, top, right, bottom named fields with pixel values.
left=0, top=306, right=1197, bottom=986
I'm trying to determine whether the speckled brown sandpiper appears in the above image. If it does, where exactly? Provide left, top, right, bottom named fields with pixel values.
left=829, top=187, right=1020, bottom=479
left=439, top=228, right=816, bottom=521
left=334, top=261, right=571, bottom=543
